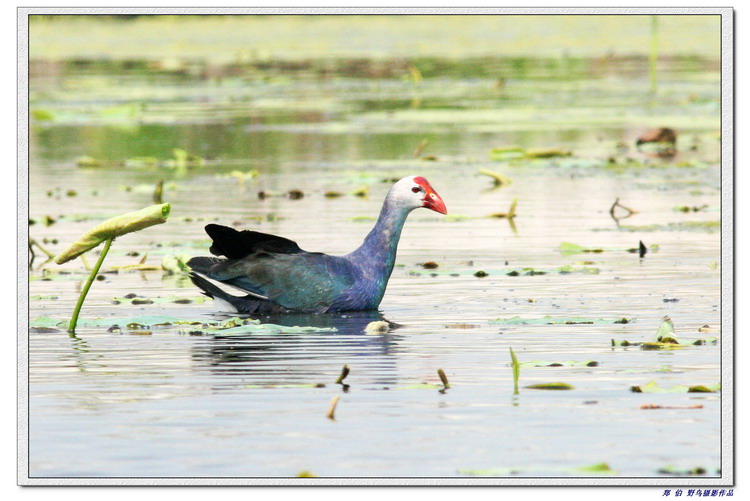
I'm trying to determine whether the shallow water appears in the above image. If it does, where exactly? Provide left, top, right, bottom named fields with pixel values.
left=27, top=51, right=722, bottom=479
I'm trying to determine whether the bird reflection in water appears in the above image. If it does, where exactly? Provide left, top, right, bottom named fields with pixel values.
left=190, top=310, right=402, bottom=387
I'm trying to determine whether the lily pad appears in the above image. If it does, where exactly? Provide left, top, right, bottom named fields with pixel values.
left=111, top=294, right=209, bottom=305
left=30, top=315, right=337, bottom=334
left=492, top=316, right=632, bottom=325
left=629, top=381, right=720, bottom=393
left=459, top=461, right=614, bottom=476
left=518, top=360, right=599, bottom=368
left=243, top=383, right=325, bottom=389
left=615, top=221, right=720, bottom=233
left=657, top=465, right=710, bottom=476
left=559, top=241, right=659, bottom=255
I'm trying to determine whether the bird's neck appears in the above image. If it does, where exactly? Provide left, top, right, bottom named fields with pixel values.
left=349, top=198, right=411, bottom=277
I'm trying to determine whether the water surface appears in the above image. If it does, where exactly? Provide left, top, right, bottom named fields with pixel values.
left=27, top=49, right=722, bottom=479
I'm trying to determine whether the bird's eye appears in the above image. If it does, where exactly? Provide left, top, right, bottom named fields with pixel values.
left=411, top=187, right=421, bottom=193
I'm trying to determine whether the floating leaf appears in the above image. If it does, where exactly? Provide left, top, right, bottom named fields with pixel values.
left=657, top=465, right=709, bottom=476
left=489, top=146, right=526, bottom=161
left=30, top=314, right=337, bottom=334
left=111, top=294, right=208, bottom=305
left=559, top=242, right=602, bottom=255
left=524, top=148, right=572, bottom=159
left=630, top=381, right=720, bottom=393
left=575, top=462, right=613, bottom=474
left=640, top=341, right=687, bottom=350
left=351, top=186, right=369, bottom=197
left=616, top=221, right=720, bottom=233
left=161, top=254, right=192, bottom=274
left=244, top=383, right=324, bottom=390
left=525, top=382, right=574, bottom=390
left=493, top=316, right=631, bottom=325
left=460, top=461, right=616, bottom=476
left=75, top=155, right=101, bottom=168
left=394, top=383, right=443, bottom=390
left=518, top=360, right=599, bottom=368
left=655, top=316, right=675, bottom=341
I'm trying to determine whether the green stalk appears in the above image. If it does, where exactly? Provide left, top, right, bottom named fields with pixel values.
left=68, top=238, right=112, bottom=334
left=510, top=347, right=520, bottom=395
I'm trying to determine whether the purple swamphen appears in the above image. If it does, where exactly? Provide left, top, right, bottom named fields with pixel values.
left=188, top=176, right=448, bottom=314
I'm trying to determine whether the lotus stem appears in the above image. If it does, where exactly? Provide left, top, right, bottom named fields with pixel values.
left=68, top=238, right=112, bottom=334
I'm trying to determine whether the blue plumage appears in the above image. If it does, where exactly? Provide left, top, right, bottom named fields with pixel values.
left=188, top=176, right=447, bottom=313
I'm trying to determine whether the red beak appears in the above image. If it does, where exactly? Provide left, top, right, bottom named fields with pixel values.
left=423, top=189, right=448, bottom=215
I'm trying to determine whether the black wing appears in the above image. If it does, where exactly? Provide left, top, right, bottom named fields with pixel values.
left=205, top=224, right=303, bottom=259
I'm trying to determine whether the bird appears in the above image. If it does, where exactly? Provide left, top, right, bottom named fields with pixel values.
left=187, top=176, right=447, bottom=314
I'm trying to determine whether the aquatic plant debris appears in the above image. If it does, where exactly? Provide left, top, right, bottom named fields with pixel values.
left=364, top=321, right=390, bottom=334
left=437, top=368, right=450, bottom=390
left=326, top=395, right=340, bottom=420
left=524, top=382, right=575, bottom=390
left=518, top=360, right=599, bottom=368
left=612, top=337, right=717, bottom=348
left=611, top=317, right=718, bottom=348
left=336, top=365, right=350, bottom=385
left=657, top=466, right=711, bottom=476
left=559, top=241, right=658, bottom=255
left=641, top=403, right=704, bottom=410
left=629, top=381, right=720, bottom=393
left=655, top=316, right=676, bottom=342
left=478, top=168, right=512, bottom=186
left=30, top=314, right=337, bottom=334
left=110, top=294, right=209, bottom=305
left=459, top=461, right=614, bottom=476
left=492, top=316, right=632, bottom=325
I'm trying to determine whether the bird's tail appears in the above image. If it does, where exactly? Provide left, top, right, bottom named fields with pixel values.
left=188, top=272, right=281, bottom=315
